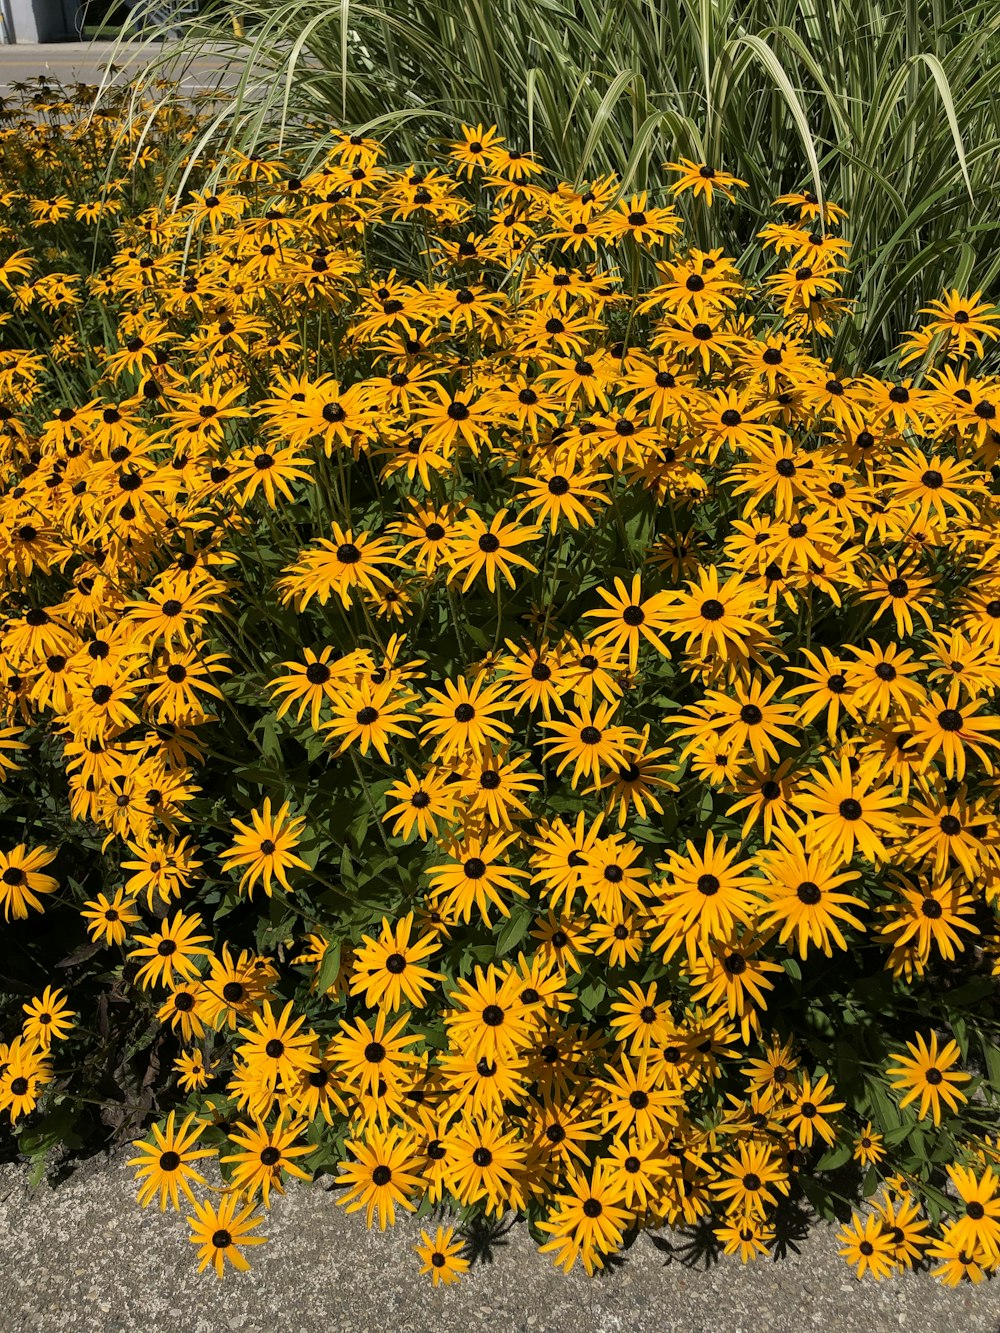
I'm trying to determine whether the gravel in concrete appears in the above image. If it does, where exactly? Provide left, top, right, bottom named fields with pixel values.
left=2, top=1150, right=1000, bottom=1333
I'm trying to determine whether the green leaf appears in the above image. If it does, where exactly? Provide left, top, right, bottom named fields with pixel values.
left=866, top=1077, right=903, bottom=1134
left=314, top=938, right=342, bottom=995
left=815, top=1141, right=852, bottom=1172
left=981, top=1038, right=1000, bottom=1100
left=578, top=980, right=606, bottom=1016
left=493, top=906, right=534, bottom=958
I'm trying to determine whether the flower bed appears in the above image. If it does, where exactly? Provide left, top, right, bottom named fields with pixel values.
left=1, top=79, right=1000, bottom=1286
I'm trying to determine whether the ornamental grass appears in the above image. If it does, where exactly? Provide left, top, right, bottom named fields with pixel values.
left=1, top=77, right=1000, bottom=1287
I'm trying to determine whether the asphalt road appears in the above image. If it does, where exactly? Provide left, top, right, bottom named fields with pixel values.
left=1, top=1149, right=999, bottom=1333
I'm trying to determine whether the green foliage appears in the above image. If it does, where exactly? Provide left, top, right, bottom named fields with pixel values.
left=123, top=0, right=1000, bottom=355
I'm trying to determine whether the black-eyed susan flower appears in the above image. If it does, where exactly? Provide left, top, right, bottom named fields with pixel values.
left=382, top=766, right=456, bottom=841
left=349, top=912, right=443, bottom=1012
left=187, top=1192, right=267, bottom=1278
left=792, top=755, right=902, bottom=864
left=536, top=1160, right=631, bottom=1275
left=221, top=1115, right=315, bottom=1205
left=664, top=158, right=748, bottom=205
left=0, top=843, right=58, bottom=922
left=420, top=671, right=513, bottom=761
left=235, top=1000, right=319, bottom=1092
left=129, top=1110, right=215, bottom=1211
left=756, top=831, right=865, bottom=959
left=446, top=507, right=540, bottom=593
left=425, top=830, right=529, bottom=925
left=0, top=1036, right=52, bottom=1122
left=415, top=1224, right=469, bottom=1286
left=219, top=798, right=310, bottom=898
left=21, top=986, right=75, bottom=1049
left=128, top=909, right=214, bottom=991
left=80, top=888, right=141, bottom=946
left=944, top=1165, right=1000, bottom=1261
left=838, top=1212, right=896, bottom=1280
left=887, top=1032, right=971, bottom=1125
left=650, top=832, right=760, bottom=965
left=336, top=1126, right=423, bottom=1229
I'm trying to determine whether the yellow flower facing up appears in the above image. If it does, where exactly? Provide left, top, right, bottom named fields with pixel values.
left=129, top=1111, right=215, bottom=1211
left=537, top=1160, right=631, bottom=1276
left=887, top=1031, right=971, bottom=1125
left=220, top=1115, right=315, bottom=1206
left=838, top=1212, right=896, bottom=1280
left=415, top=1225, right=470, bottom=1286
left=219, top=798, right=311, bottom=898
left=128, top=910, right=213, bottom=991
left=0, top=843, right=58, bottom=921
left=336, top=1126, right=423, bottom=1229
left=349, top=912, right=444, bottom=1012
left=21, top=986, right=75, bottom=1050
left=664, top=158, right=748, bottom=206
left=80, top=889, right=141, bottom=946
left=187, top=1191, right=268, bottom=1278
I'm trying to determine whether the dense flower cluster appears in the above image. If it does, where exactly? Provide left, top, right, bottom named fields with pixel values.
left=2, top=81, right=1000, bottom=1287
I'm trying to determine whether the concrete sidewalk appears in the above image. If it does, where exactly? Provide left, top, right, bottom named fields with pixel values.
left=1, top=1149, right=999, bottom=1333
left=0, top=40, right=240, bottom=94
